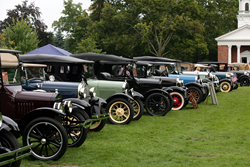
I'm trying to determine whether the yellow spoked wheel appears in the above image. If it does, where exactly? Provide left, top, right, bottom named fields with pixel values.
left=63, top=111, right=88, bottom=147
left=132, top=98, right=144, bottom=120
left=220, top=81, right=231, bottom=92
left=107, top=98, right=134, bottom=125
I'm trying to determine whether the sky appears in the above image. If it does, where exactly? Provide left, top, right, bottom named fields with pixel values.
left=0, top=0, right=92, bottom=32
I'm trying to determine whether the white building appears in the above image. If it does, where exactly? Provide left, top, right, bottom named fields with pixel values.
left=216, top=0, right=250, bottom=64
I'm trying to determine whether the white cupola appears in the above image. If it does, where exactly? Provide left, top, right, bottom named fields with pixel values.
left=237, top=0, right=250, bottom=28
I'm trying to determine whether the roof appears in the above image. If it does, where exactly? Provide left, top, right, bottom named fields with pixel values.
left=0, top=49, right=21, bottom=54
left=0, top=53, right=18, bottom=67
left=19, top=54, right=93, bottom=64
left=133, top=56, right=181, bottom=62
left=71, top=52, right=134, bottom=62
left=26, top=44, right=72, bottom=56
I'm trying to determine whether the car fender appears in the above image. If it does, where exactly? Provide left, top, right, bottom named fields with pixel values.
left=89, top=96, right=107, bottom=116
left=165, top=86, right=187, bottom=98
left=17, top=107, right=66, bottom=132
left=143, top=88, right=169, bottom=100
left=64, top=98, right=91, bottom=108
left=133, top=91, right=144, bottom=99
left=219, top=78, right=232, bottom=85
left=185, top=82, right=203, bottom=89
left=238, top=75, right=250, bottom=81
left=105, top=93, right=134, bottom=105
left=1, top=116, right=19, bottom=132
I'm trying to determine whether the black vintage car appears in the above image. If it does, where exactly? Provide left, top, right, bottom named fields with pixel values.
left=133, top=56, right=208, bottom=104
left=0, top=49, right=92, bottom=161
left=71, top=53, right=189, bottom=116
left=0, top=112, right=32, bottom=166
left=228, top=63, right=250, bottom=86
left=19, top=54, right=142, bottom=125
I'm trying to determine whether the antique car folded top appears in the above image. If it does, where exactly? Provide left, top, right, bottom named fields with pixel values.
left=19, top=53, right=141, bottom=125
left=71, top=52, right=189, bottom=115
left=0, top=49, right=94, bottom=161
left=133, top=56, right=209, bottom=104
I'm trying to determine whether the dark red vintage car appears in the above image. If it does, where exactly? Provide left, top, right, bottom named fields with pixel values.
left=0, top=49, right=92, bottom=161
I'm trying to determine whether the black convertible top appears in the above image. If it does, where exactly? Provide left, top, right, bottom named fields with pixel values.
left=133, top=56, right=181, bottom=62
left=19, top=54, right=93, bottom=64
left=71, top=52, right=135, bottom=62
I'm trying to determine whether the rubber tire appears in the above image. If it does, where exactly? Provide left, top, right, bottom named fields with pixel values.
left=63, top=112, right=88, bottom=147
left=187, top=86, right=203, bottom=104
left=240, top=78, right=250, bottom=86
left=0, top=130, right=21, bottom=167
left=73, top=108, right=90, bottom=132
left=220, top=81, right=231, bottom=92
left=90, top=107, right=107, bottom=132
left=132, top=97, right=144, bottom=120
left=163, top=93, right=173, bottom=112
left=145, top=93, right=170, bottom=116
left=170, top=92, right=185, bottom=110
left=22, top=117, right=68, bottom=161
left=201, top=85, right=209, bottom=102
left=106, top=98, right=134, bottom=125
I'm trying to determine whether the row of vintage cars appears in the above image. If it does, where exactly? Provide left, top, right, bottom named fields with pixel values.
left=0, top=48, right=249, bottom=166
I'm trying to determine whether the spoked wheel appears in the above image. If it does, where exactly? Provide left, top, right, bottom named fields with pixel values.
left=0, top=130, right=21, bottom=167
left=132, top=97, right=144, bottom=120
left=106, top=98, right=134, bottom=125
left=22, top=117, right=68, bottom=161
left=90, top=107, right=107, bottom=132
left=170, top=92, right=185, bottom=110
left=220, top=81, right=231, bottom=92
left=62, top=111, right=88, bottom=147
left=145, top=93, right=170, bottom=116
left=187, top=86, right=203, bottom=104
left=240, top=78, right=250, bottom=87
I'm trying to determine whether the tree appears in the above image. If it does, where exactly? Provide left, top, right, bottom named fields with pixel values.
left=75, top=37, right=105, bottom=54
left=54, top=29, right=65, bottom=49
left=196, top=0, right=238, bottom=61
left=52, top=0, right=86, bottom=52
left=4, top=16, right=39, bottom=53
left=0, top=0, right=54, bottom=47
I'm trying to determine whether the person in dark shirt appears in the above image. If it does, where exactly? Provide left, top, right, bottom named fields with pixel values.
left=208, top=63, right=216, bottom=72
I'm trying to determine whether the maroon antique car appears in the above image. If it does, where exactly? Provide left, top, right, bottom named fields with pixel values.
left=0, top=49, right=91, bottom=161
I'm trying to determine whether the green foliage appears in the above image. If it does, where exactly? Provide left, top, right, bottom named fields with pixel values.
left=20, top=87, right=250, bottom=166
left=4, top=16, right=39, bottom=54
left=54, top=29, right=65, bottom=49
left=75, top=37, right=105, bottom=54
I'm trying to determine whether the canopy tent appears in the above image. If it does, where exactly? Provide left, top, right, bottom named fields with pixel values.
left=26, top=44, right=72, bottom=56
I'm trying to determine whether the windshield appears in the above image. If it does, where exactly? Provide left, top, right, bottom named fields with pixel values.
left=25, top=67, right=45, bottom=80
left=1, top=66, right=21, bottom=85
left=84, top=64, right=95, bottom=79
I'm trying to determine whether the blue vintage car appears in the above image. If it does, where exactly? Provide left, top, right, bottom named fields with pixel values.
left=19, top=54, right=143, bottom=125
left=133, top=56, right=209, bottom=104
left=196, top=62, right=238, bottom=92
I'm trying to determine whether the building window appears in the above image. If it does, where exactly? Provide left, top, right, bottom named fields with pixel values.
left=245, top=3, right=249, bottom=11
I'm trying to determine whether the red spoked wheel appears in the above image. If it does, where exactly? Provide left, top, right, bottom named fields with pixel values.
left=170, top=92, right=185, bottom=110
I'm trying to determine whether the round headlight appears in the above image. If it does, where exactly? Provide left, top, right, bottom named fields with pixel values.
left=226, top=73, right=230, bottom=78
left=53, top=102, right=63, bottom=112
left=124, top=89, right=128, bottom=94
left=78, top=82, right=87, bottom=98
left=129, top=88, right=134, bottom=96
left=195, top=76, right=198, bottom=82
left=122, top=82, right=129, bottom=91
left=63, top=101, right=73, bottom=113
left=49, top=75, right=55, bottom=82
left=89, top=87, right=96, bottom=97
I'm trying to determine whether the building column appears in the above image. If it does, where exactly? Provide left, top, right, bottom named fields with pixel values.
left=228, top=45, right=232, bottom=64
left=237, top=45, right=241, bottom=63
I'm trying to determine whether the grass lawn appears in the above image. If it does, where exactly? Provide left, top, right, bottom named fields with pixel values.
left=21, top=86, right=250, bottom=167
